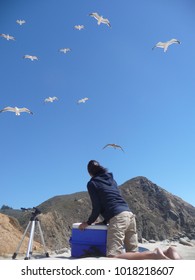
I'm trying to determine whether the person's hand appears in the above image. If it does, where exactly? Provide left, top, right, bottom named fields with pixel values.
left=78, top=222, right=89, bottom=230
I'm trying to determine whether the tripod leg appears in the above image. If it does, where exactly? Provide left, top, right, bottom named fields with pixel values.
left=12, top=221, right=31, bottom=259
left=29, top=221, right=36, bottom=256
left=37, top=221, right=49, bottom=257
left=24, top=221, right=35, bottom=260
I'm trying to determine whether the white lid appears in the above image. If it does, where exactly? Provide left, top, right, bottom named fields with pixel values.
left=72, top=222, right=107, bottom=230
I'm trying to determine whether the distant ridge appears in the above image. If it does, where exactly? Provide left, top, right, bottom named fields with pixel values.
left=1, top=176, right=195, bottom=252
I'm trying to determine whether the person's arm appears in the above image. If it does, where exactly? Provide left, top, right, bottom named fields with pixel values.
left=79, top=181, right=101, bottom=230
left=86, top=181, right=101, bottom=225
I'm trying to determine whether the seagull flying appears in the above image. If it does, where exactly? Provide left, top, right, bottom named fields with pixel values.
left=89, top=12, right=111, bottom=27
left=152, top=39, right=181, bottom=52
left=59, top=48, right=71, bottom=54
left=16, top=19, right=26, bottom=25
left=0, top=106, right=33, bottom=116
left=23, top=55, right=38, bottom=61
left=0, top=33, right=15, bottom=40
left=77, top=97, right=89, bottom=104
left=44, top=96, right=58, bottom=103
left=102, top=143, right=124, bottom=152
left=74, top=25, right=84, bottom=30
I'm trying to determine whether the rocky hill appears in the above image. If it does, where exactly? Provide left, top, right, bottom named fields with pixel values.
left=1, top=176, right=195, bottom=255
left=0, top=213, right=43, bottom=257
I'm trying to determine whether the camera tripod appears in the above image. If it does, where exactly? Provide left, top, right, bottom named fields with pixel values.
left=12, top=207, right=49, bottom=260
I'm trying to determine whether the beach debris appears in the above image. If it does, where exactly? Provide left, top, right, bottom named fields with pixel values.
left=0, top=106, right=33, bottom=116
left=89, top=12, right=111, bottom=27
left=152, top=38, right=180, bottom=52
left=102, top=143, right=125, bottom=152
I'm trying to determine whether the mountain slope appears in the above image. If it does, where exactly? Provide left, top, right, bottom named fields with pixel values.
left=1, top=176, right=195, bottom=253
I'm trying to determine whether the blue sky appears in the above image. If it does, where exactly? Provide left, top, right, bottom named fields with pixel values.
left=0, top=0, right=195, bottom=209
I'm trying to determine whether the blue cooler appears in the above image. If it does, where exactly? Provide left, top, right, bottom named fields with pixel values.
left=70, top=223, right=107, bottom=258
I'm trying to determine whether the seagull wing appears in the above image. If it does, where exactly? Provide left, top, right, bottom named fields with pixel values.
left=102, top=144, right=111, bottom=149
left=152, top=45, right=157, bottom=50
left=89, top=12, right=100, bottom=20
left=19, top=107, right=33, bottom=114
left=116, top=145, right=125, bottom=152
left=112, top=144, right=125, bottom=152
left=101, top=18, right=111, bottom=27
left=152, top=42, right=165, bottom=50
left=44, top=98, right=49, bottom=102
left=23, top=55, right=31, bottom=59
left=169, top=39, right=181, bottom=44
left=0, top=106, right=15, bottom=113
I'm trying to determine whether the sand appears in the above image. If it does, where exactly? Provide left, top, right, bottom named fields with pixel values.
left=0, top=241, right=194, bottom=260
left=47, top=241, right=195, bottom=260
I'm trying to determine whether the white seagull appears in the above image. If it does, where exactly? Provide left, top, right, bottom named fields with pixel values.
left=152, top=39, right=181, bottom=52
left=77, top=97, right=89, bottom=104
left=0, top=33, right=15, bottom=40
left=0, top=106, right=33, bottom=116
left=59, top=48, right=71, bottom=54
left=16, top=19, right=26, bottom=25
left=44, top=96, right=58, bottom=103
left=89, top=12, right=111, bottom=27
left=23, top=55, right=38, bottom=61
left=102, top=143, right=125, bottom=152
left=74, top=25, right=84, bottom=30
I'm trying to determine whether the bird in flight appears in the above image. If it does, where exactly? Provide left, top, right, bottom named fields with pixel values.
left=102, top=143, right=125, bottom=152
left=16, top=19, right=26, bottom=25
left=44, top=96, right=58, bottom=103
left=89, top=12, right=111, bottom=27
left=152, top=39, right=181, bottom=52
left=74, top=25, right=84, bottom=30
left=0, top=106, right=33, bottom=116
left=59, top=48, right=71, bottom=54
left=0, top=33, right=15, bottom=40
left=77, top=97, right=89, bottom=104
left=23, top=55, right=38, bottom=61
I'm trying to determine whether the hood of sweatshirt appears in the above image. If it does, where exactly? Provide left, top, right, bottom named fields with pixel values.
left=91, top=172, right=115, bottom=186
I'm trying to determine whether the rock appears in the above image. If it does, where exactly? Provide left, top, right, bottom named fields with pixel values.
left=179, top=238, right=194, bottom=247
left=0, top=213, right=43, bottom=256
left=141, top=238, right=148, bottom=243
left=149, top=239, right=156, bottom=243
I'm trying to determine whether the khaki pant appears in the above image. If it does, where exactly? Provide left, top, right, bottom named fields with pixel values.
left=106, top=211, right=138, bottom=256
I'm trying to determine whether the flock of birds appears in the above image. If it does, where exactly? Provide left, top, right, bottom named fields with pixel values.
left=0, top=11, right=181, bottom=153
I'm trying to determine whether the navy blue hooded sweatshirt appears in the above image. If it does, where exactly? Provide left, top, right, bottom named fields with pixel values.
left=87, top=171, right=131, bottom=225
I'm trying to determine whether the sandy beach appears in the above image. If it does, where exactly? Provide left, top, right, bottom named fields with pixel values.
left=46, top=241, right=195, bottom=260
left=0, top=241, right=194, bottom=261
